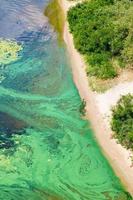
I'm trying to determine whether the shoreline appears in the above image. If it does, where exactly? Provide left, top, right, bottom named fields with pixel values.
left=59, top=0, right=133, bottom=196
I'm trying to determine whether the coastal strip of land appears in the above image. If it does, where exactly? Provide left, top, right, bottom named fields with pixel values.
left=59, top=0, right=133, bottom=196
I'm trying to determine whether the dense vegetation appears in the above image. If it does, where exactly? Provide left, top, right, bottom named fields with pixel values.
left=67, top=0, right=133, bottom=79
left=111, top=94, right=133, bottom=151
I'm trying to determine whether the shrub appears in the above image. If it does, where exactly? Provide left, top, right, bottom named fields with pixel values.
left=111, top=94, right=133, bottom=150
left=86, top=53, right=117, bottom=79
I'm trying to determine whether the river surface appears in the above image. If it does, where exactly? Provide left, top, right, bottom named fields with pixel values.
left=0, top=0, right=132, bottom=199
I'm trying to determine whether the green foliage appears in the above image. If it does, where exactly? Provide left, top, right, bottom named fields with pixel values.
left=67, top=0, right=133, bottom=79
left=86, top=53, right=117, bottom=79
left=122, top=34, right=133, bottom=65
left=111, top=94, right=133, bottom=150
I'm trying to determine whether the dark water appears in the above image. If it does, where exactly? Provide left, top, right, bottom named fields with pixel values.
left=0, top=0, right=132, bottom=199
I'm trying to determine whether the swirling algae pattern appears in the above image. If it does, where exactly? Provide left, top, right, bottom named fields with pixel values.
left=0, top=0, right=132, bottom=200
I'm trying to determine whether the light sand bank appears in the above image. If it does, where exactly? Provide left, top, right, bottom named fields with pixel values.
left=59, top=0, right=133, bottom=195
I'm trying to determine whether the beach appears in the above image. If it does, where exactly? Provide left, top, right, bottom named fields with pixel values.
left=59, top=0, right=133, bottom=195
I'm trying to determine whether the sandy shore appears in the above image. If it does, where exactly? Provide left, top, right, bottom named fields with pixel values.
left=59, top=0, right=133, bottom=195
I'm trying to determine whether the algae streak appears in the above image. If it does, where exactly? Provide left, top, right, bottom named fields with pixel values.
left=44, top=0, right=65, bottom=43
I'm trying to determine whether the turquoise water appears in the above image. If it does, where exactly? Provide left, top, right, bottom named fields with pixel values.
left=0, top=0, right=132, bottom=199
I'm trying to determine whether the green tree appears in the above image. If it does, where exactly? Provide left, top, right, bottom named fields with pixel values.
left=111, top=94, right=133, bottom=150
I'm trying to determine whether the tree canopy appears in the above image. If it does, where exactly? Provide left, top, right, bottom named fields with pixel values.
left=111, top=94, right=133, bottom=151
left=67, top=0, right=133, bottom=79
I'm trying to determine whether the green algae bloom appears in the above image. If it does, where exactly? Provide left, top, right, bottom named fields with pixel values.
left=44, top=0, right=65, bottom=43
left=0, top=39, right=22, bottom=65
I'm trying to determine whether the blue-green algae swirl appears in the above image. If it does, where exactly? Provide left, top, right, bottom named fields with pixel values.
left=0, top=0, right=132, bottom=199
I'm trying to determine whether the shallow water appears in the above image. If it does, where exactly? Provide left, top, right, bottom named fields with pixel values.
left=0, top=0, right=132, bottom=199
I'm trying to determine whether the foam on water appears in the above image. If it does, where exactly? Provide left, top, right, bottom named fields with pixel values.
left=0, top=0, right=132, bottom=199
